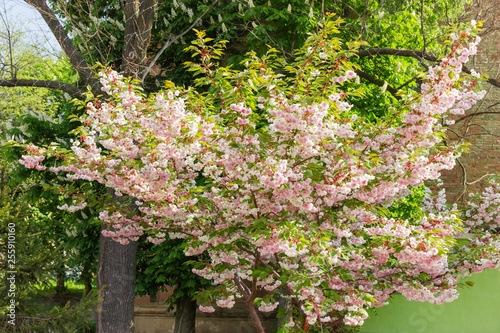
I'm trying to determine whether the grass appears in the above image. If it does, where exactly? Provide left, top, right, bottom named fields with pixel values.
left=34, top=279, right=96, bottom=294
left=49, top=280, right=87, bottom=293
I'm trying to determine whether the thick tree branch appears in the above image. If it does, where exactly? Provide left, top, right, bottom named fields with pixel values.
left=23, top=0, right=99, bottom=93
left=462, top=66, right=500, bottom=88
left=487, top=77, right=500, bottom=88
left=355, top=69, right=399, bottom=98
left=0, top=79, right=85, bottom=100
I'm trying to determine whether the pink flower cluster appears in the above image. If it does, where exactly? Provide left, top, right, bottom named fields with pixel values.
left=464, top=179, right=500, bottom=229
left=57, top=200, right=88, bottom=212
left=19, top=154, right=45, bottom=170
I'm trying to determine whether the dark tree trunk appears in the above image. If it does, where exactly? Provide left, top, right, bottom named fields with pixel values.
left=22, top=2, right=156, bottom=333
left=97, top=229, right=138, bottom=333
left=246, top=301, right=266, bottom=333
left=84, top=282, right=92, bottom=294
left=174, top=295, right=197, bottom=333
left=121, top=0, right=157, bottom=78
left=55, top=269, right=66, bottom=294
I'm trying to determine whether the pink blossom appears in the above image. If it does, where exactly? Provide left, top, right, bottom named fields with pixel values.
left=199, top=305, right=216, bottom=313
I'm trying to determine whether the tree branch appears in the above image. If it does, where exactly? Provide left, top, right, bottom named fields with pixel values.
left=396, top=75, right=418, bottom=90
left=452, top=110, right=500, bottom=125
left=420, top=0, right=427, bottom=53
left=355, top=48, right=500, bottom=88
left=462, top=67, right=500, bottom=88
left=355, top=48, right=438, bottom=62
left=141, top=0, right=218, bottom=82
left=24, top=0, right=98, bottom=93
left=0, top=79, right=85, bottom=100
left=355, top=69, right=399, bottom=98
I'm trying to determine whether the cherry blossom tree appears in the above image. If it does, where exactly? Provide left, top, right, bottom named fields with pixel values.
left=16, top=18, right=500, bottom=332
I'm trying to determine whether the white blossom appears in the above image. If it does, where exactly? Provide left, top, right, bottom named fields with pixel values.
left=381, top=81, right=388, bottom=93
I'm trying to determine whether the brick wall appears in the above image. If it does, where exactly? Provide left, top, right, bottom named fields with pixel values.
left=440, top=0, right=500, bottom=203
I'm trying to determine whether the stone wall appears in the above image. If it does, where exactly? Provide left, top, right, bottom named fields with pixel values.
left=134, top=299, right=277, bottom=333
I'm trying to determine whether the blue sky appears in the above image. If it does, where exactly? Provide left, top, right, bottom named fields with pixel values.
left=4, top=0, right=61, bottom=52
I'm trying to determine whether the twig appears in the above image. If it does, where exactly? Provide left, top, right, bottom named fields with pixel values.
left=141, top=0, right=218, bottom=82
left=420, top=0, right=427, bottom=53
left=396, top=75, right=418, bottom=90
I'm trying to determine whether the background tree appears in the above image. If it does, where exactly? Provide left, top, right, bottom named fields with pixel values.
left=5, top=109, right=102, bottom=295
left=0, top=7, right=101, bottom=330
left=0, top=159, right=100, bottom=332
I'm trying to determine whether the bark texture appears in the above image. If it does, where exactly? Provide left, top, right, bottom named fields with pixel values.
left=122, top=0, right=157, bottom=78
left=97, top=228, right=138, bottom=333
left=174, top=295, right=197, bottom=333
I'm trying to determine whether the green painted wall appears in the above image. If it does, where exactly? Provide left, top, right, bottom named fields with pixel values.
left=361, top=269, right=500, bottom=333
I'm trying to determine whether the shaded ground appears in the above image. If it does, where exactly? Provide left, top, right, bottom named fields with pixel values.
left=47, top=291, right=85, bottom=307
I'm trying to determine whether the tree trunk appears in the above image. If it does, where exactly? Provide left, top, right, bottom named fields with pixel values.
left=55, top=268, right=66, bottom=294
left=276, top=289, right=292, bottom=330
left=84, top=282, right=92, bottom=294
left=22, top=2, right=157, bottom=333
left=246, top=302, right=266, bottom=333
left=97, top=230, right=138, bottom=333
left=174, top=294, right=197, bottom=333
